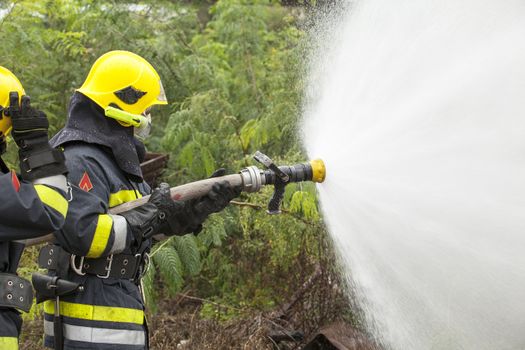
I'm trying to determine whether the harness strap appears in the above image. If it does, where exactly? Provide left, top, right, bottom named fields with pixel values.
left=19, top=148, right=66, bottom=180
left=0, top=273, right=33, bottom=312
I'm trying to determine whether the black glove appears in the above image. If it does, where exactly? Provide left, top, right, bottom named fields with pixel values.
left=209, top=168, right=226, bottom=178
left=148, top=182, right=202, bottom=235
left=8, top=92, right=67, bottom=181
left=0, top=140, right=7, bottom=173
left=189, top=180, right=241, bottom=224
left=120, top=183, right=201, bottom=245
left=148, top=170, right=240, bottom=236
left=119, top=202, right=162, bottom=245
left=121, top=178, right=241, bottom=244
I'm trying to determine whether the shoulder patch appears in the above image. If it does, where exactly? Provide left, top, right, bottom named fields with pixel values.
left=79, top=171, right=94, bottom=192
left=11, top=170, right=20, bottom=192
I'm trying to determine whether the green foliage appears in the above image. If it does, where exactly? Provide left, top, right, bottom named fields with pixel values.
left=199, top=214, right=228, bottom=248
left=152, top=244, right=184, bottom=297
left=161, top=0, right=306, bottom=181
left=173, top=235, right=201, bottom=276
left=288, top=183, right=320, bottom=220
left=154, top=0, right=319, bottom=315
left=142, top=259, right=158, bottom=313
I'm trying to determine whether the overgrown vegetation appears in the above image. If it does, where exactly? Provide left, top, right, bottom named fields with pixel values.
left=1, top=0, right=355, bottom=348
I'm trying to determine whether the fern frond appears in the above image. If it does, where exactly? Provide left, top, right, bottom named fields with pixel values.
left=142, top=261, right=158, bottom=312
left=152, top=246, right=184, bottom=296
left=199, top=215, right=227, bottom=248
left=289, top=190, right=319, bottom=220
left=173, top=235, right=201, bottom=276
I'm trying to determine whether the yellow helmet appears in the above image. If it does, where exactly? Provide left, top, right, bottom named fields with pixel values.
left=0, top=66, right=25, bottom=138
left=77, top=50, right=167, bottom=115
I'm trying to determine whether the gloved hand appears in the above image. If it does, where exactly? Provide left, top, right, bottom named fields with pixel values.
left=148, top=182, right=201, bottom=235
left=8, top=92, right=67, bottom=181
left=152, top=168, right=240, bottom=236
left=0, top=138, right=7, bottom=174
left=209, top=168, right=226, bottom=178
left=188, top=180, right=241, bottom=226
left=121, top=176, right=241, bottom=244
left=120, top=182, right=202, bottom=245
left=0, top=137, right=5, bottom=155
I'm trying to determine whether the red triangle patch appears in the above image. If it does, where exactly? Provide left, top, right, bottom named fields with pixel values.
left=79, top=171, right=93, bottom=192
left=11, top=171, right=20, bottom=192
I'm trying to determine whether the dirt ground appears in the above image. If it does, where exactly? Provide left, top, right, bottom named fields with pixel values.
left=20, top=300, right=282, bottom=350
left=20, top=254, right=354, bottom=349
left=19, top=283, right=350, bottom=350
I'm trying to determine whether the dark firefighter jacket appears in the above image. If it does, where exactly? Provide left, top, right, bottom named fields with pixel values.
left=42, top=143, right=150, bottom=350
left=0, top=169, right=68, bottom=350
left=46, top=95, right=151, bottom=350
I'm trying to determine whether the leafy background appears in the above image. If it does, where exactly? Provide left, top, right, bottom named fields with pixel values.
left=0, top=0, right=356, bottom=348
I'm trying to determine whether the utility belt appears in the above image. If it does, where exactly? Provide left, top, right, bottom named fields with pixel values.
left=0, top=273, right=33, bottom=312
left=38, top=244, right=148, bottom=282
left=34, top=245, right=149, bottom=350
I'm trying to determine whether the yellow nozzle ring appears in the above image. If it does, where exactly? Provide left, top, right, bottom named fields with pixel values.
left=309, top=159, right=326, bottom=183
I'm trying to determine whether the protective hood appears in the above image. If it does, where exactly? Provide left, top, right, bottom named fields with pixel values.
left=51, top=92, right=145, bottom=181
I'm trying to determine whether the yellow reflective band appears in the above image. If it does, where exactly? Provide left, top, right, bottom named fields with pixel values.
left=108, top=190, right=142, bottom=208
left=34, top=184, right=68, bottom=218
left=0, top=337, right=18, bottom=350
left=86, top=214, right=113, bottom=258
left=44, top=300, right=144, bottom=325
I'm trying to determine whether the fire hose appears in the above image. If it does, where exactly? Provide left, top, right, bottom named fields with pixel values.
left=24, top=151, right=326, bottom=246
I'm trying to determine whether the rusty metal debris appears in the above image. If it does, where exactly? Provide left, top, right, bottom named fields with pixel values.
left=302, top=322, right=379, bottom=350
left=141, top=152, right=169, bottom=187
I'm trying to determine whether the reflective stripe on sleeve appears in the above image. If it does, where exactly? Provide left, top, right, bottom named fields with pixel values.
left=0, top=337, right=18, bottom=350
left=33, top=174, right=68, bottom=192
left=108, top=214, right=128, bottom=254
left=86, top=214, right=113, bottom=258
left=108, top=190, right=142, bottom=208
left=43, top=300, right=144, bottom=324
left=44, top=320, right=145, bottom=346
left=34, top=184, right=69, bottom=218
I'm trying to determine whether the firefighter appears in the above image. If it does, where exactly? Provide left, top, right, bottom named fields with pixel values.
left=0, top=66, right=69, bottom=350
left=35, top=50, right=239, bottom=350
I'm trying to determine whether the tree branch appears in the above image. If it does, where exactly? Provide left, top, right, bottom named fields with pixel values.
left=230, top=200, right=317, bottom=226
left=0, top=0, right=21, bottom=33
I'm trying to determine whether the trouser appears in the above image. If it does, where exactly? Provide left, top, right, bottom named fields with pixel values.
left=41, top=283, right=149, bottom=350
left=0, top=309, right=22, bottom=350
left=0, top=271, right=34, bottom=350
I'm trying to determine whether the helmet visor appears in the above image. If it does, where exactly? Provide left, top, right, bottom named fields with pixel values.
left=157, top=80, right=167, bottom=103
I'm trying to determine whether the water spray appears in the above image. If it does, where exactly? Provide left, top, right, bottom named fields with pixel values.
left=304, top=0, right=525, bottom=348
left=25, top=151, right=325, bottom=246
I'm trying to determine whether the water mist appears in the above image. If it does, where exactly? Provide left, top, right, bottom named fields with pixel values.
left=303, top=1, right=525, bottom=349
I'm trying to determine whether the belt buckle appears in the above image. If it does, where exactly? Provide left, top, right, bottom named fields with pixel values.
left=97, top=254, right=114, bottom=279
left=133, top=253, right=150, bottom=283
left=70, top=255, right=86, bottom=276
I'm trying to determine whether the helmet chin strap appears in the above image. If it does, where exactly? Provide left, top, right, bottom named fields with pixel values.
left=104, top=106, right=151, bottom=139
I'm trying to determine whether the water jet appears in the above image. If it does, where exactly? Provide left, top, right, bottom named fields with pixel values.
left=303, top=1, right=525, bottom=349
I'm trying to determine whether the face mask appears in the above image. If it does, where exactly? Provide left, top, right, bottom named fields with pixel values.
left=134, top=113, right=151, bottom=140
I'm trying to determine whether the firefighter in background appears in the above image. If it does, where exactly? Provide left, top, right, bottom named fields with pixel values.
left=35, top=50, right=239, bottom=350
left=0, top=66, right=69, bottom=350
